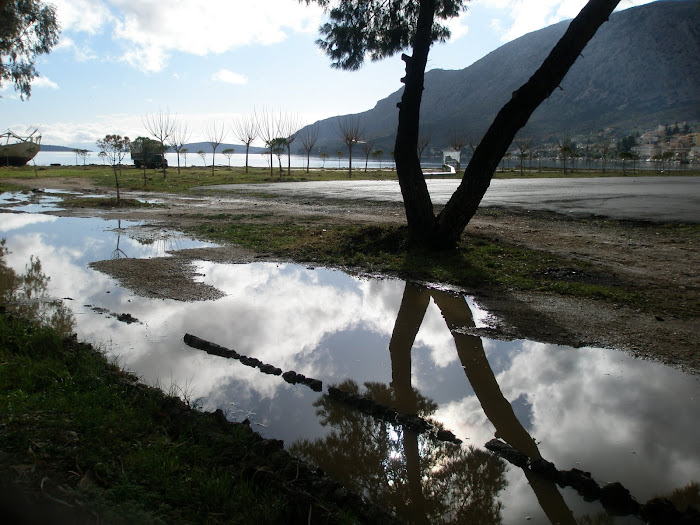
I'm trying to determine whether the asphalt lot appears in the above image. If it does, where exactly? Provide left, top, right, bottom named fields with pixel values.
left=203, top=175, right=700, bottom=223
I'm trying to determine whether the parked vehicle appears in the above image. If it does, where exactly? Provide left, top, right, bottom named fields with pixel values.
left=130, top=137, right=168, bottom=169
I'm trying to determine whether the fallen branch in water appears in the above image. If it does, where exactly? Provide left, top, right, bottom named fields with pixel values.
left=485, top=438, right=699, bottom=524
left=183, top=333, right=321, bottom=391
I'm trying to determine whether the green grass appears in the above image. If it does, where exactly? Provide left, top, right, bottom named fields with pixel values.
left=0, top=312, right=301, bottom=523
left=191, top=216, right=663, bottom=314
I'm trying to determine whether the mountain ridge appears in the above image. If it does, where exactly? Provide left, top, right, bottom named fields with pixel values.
left=304, top=0, right=700, bottom=151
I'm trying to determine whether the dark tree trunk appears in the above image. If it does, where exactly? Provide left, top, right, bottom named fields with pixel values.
left=431, top=0, right=620, bottom=249
left=395, top=0, right=620, bottom=250
left=394, top=0, right=437, bottom=248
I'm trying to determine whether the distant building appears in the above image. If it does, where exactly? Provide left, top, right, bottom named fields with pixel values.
left=442, top=149, right=461, bottom=168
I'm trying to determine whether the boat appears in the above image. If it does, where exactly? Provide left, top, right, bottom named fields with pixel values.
left=0, top=128, right=42, bottom=166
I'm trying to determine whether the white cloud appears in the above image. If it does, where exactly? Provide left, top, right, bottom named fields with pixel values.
left=482, top=0, right=658, bottom=42
left=445, top=11, right=470, bottom=41
left=107, top=0, right=324, bottom=73
left=32, top=76, right=59, bottom=90
left=212, top=69, right=248, bottom=86
left=52, top=0, right=112, bottom=34
left=55, top=36, right=98, bottom=62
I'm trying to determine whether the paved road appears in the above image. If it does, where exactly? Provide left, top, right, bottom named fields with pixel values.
left=203, top=176, right=700, bottom=223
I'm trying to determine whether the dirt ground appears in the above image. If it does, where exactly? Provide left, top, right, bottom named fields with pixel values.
left=5, top=176, right=699, bottom=375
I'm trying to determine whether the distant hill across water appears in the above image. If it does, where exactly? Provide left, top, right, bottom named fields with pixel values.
left=41, top=144, right=78, bottom=152
left=301, top=0, right=700, bottom=151
left=41, top=142, right=268, bottom=155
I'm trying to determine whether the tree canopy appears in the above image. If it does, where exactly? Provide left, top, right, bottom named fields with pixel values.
left=302, top=0, right=467, bottom=70
left=0, top=0, right=60, bottom=99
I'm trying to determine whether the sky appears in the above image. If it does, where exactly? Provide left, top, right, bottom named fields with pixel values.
left=2, top=0, right=658, bottom=148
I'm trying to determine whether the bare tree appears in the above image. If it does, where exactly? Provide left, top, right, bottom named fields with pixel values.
left=268, top=138, right=287, bottom=178
left=336, top=150, right=344, bottom=168
left=417, top=128, right=431, bottom=161
left=514, top=135, right=531, bottom=176
left=222, top=148, right=235, bottom=169
left=448, top=130, right=466, bottom=172
left=168, top=121, right=191, bottom=175
left=96, top=135, right=130, bottom=206
left=558, top=134, right=573, bottom=175
left=279, top=112, right=301, bottom=176
left=466, top=136, right=480, bottom=162
left=319, top=152, right=329, bottom=169
left=600, top=142, right=611, bottom=174
left=337, top=115, right=362, bottom=177
left=255, top=108, right=279, bottom=177
left=372, top=149, right=384, bottom=169
left=299, top=123, right=319, bottom=173
left=360, top=137, right=376, bottom=172
left=76, top=149, right=89, bottom=169
left=143, top=109, right=175, bottom=179
left=204, top=121, right=227, bottom=176
left=232, top=114, right=258, bottom=173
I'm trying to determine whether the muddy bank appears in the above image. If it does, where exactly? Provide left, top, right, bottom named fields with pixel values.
left=4, top=177, right=700, bottom=374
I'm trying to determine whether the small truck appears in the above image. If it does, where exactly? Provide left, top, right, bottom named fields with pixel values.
left=130, top=137, right=168, bottom=169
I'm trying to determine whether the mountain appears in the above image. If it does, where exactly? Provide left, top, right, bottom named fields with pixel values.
left=304, top=0, right=700, bottom=152
left=41, top=144, right=82, bottom=152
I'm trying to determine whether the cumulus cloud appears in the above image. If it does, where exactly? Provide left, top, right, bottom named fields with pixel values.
left=444, top=11, right=470, bottom=40
left=483, top=0, right=658, bottom=42
left=31, top=76, right=59, bottom=90
left=106, top=0, right=324, bottom=72
left=212, top=69, right=248, bottom=86
left=52, top=0, right=112, bottom=34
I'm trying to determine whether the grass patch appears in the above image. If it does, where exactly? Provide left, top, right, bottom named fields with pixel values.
left=191, top=218, right=655, bottom=311
left=0, top=312, right=299, bottom=523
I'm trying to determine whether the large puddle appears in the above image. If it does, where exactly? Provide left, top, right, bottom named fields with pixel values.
left=1, top=196, right=698, bottom=524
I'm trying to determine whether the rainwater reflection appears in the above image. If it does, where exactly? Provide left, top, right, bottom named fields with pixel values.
left=0, top=209, right=698, bottom=524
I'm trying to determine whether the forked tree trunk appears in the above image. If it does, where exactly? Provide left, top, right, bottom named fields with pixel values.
left=395, top=0, right=621, bottom=250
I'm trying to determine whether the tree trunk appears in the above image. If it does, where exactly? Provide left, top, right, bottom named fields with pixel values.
left=394, top=0, right=437, bottom=248
left=430, top=0, right=620, bottom=250
left=113, top=167, right=121, bottom=206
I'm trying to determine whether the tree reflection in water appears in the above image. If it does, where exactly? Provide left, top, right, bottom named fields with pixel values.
left=0, top=240, right=74, bottom=335
left=291, top=282, right=586, bottom=524
left=291, top=378, right=506, bottom=524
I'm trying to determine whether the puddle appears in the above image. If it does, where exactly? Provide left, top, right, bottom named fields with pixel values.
left=0, top=206, right=698, bottom=524
left=0, top=189, right=71, bottom=212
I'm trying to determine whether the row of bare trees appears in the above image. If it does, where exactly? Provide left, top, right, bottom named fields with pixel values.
left=137, top=108, right=325, bottom=179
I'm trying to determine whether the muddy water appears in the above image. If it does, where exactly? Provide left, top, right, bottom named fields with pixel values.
left=1, top=194, right=698, bottom=524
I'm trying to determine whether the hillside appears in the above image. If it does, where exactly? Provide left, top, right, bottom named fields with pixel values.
left=305, top=0, right=700, bottom=151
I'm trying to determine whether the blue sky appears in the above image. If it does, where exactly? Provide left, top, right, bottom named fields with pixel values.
left=2, top=0, right=656, bottom=148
